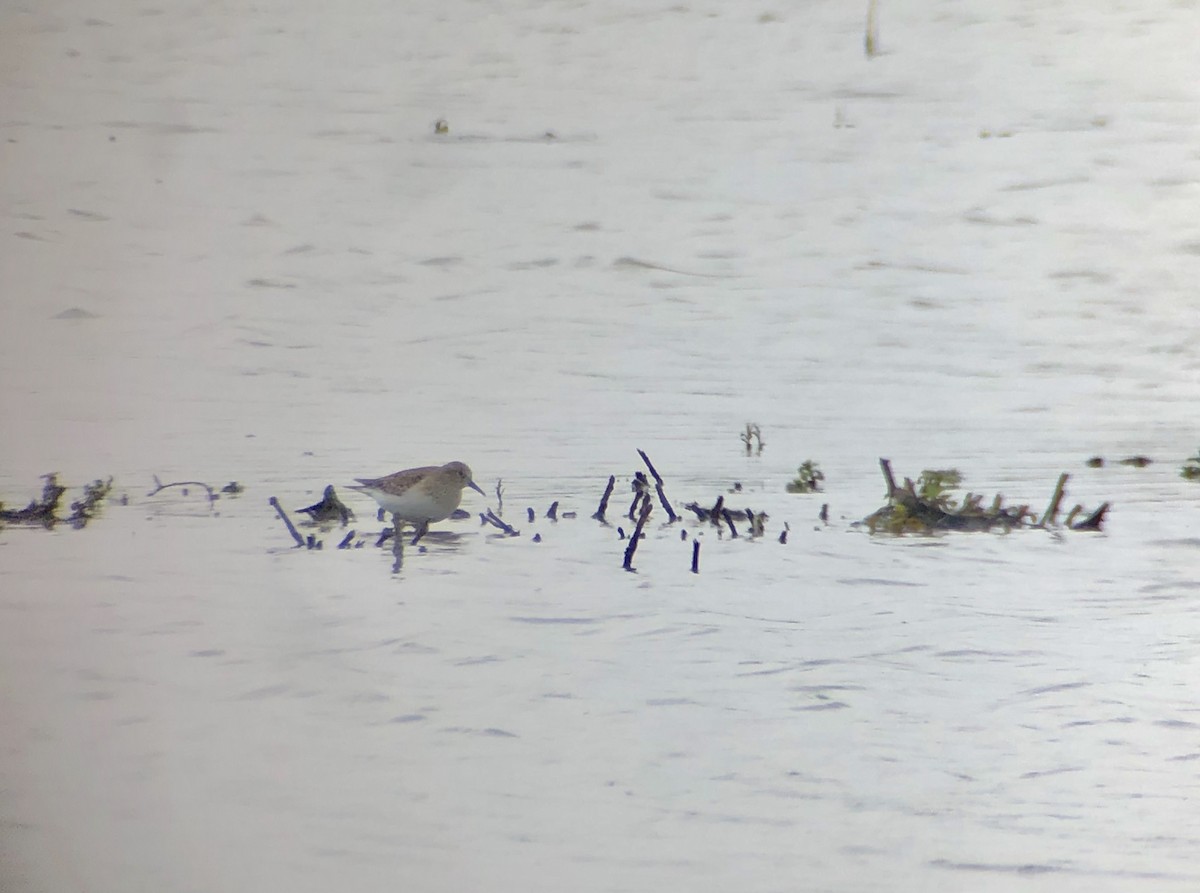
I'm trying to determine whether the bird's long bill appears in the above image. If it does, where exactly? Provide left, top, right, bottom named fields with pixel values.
left=468, top=479, right=486, bottom=496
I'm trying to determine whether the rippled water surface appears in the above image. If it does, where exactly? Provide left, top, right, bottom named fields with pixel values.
left=2, top=1, right=1199, bottom=890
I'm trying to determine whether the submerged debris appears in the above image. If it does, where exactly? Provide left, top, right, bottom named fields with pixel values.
left=740, top=423, right=765, bottom=456
left=1181, top=449, right=1200, bottom=481
left=148, top=476, right=220, bottom=504
left=638, top=448, right=678, bottom=522
left=622, top=498, right=653, bottom=571
left=786, top=460, right=824, bottom=493
left=864, top=459, right=1108, bottom=534
left=592, top=475, right=616, bottom=522
left=0, top=474, right=66, bottom=528
left=0, top=474, right=112, bottom=530
left=67, top=478, right=113, bottom=529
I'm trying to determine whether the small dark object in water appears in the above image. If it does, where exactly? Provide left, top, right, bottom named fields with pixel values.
left=1086, top=456, right=1104, bottom=468
left=721, top=509, right=738, bottom=538
left=0, top=474, right=67, bottom=528
left=637, top=448, right=678, bottom=522
left=67, top=478, right=112, bottom=529
left=690, top=539, right=700, bottom=574
left=786, top=460, right=824, bottom=493
left=482, top=509, right=519, bottom=537
left=819, top=504, right=829, bottom=523
left=546, top=501, right=559, bottom=521
left=532, top=533, right=542, bottom=543
left=221, top=481, right=244, bottom=495
left=628, top=473, right=650, bottom=520
left=1119, top=456, right=1151, bottom=467
left=593, top=475, right=616, bottom=522
left=527, top=507, right=535, bottom=522
left=779, top=523, right=789, bottom=544
left=622, top=498, right=653, bottom=571
left=148, top=475, right=218, bottom=504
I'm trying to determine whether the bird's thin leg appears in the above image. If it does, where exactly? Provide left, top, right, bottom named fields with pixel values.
left=410, top=520, right=430, bottom=546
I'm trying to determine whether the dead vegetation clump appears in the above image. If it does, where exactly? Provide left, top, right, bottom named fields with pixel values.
left=864, top=459, right=1107, bottom=535
left=0, top=474, right=112, bottom=530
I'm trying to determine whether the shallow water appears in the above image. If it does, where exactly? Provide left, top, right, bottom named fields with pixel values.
left=2, top=0, right=1199, bottom=890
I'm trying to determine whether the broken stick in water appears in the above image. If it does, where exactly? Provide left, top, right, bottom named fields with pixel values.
left=593, top=475, right=616, bottom=522
left=637, top=448, right=678, bottom=522
left=268, top=497, right=305, bottom=547
left=622, top=498, right=653, bottom=571
left=482, top=509, right=520, bottom=536
left=1039, top=473, right=1069, bottom=527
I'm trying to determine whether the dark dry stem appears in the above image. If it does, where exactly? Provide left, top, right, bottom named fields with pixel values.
left=637, top=448, right=678, bottom=522
left=149, top=476, right=218, bottom=502
left=0, top=474, right=67, bottom=528
left=494, top=480, right=504, bottom=517
left=546, top=501, right=559, bottom=521
left=592, top=475, right=616, bottom=522
left=68, top=478, right=113, bottom=529
left=709, top=494, right=724, bottom=525
left=879, top=458, right=899, bottom=498
left=628, top=473, right=650, bottom=520
left=483, top=509, right=519, bottom=536
left=268, top=497, right=305, bottom=546
left=690, top=539, right=700, bottom=573
left=622, top=498, right=653, bottom=571
left=1039, top=473, right=1069, bottom=527
left=722, top=509, right=738, bottom=538
left=636, top=449, right=664, bottom=485
left=1071, top=502, right=1109, bottom=531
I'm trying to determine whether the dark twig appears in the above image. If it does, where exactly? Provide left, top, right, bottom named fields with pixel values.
left=593, top=475, right=616, bottom=522
left=0, top=473, right=67, bottom=528
left=709, top=495, right=725, bottom=525
left=1071, top=502, right=1109, bottom=531
left=149, top=475, right=218, bottom=503
left=721, top=509, right=738, bottom=538
left=527, top=507, right=535, bottom=522
left=637, top=449, right=664, bottom=485
left=879, top=459, right=899, bottom=498
left=268, top=497, right=305, bottom=547
left=628, top=473, right=650, bottom=520
left=622, top=498, right=653, bottom=571
left=483, top=509, right=520, bottom=536
left=67, top=478, right=113, bottom=529
left=690, top=539, right=700, bottom=574
left=1039, top=473, right=1069, bottom=527
left=495, top=479, right=504, bottom=517
left=546, top=501, right=559, bottom=521
left=779, top=522, right=789, bottom=544
left=637, top=448, right=678, bottom=522
left=337, top=530, right=356, bottom=549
